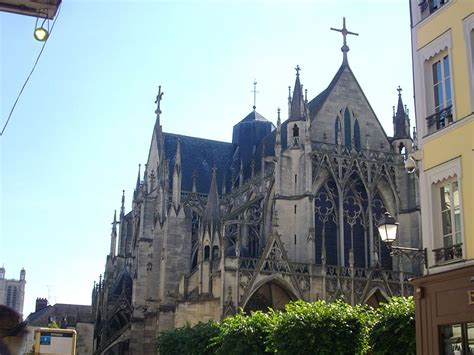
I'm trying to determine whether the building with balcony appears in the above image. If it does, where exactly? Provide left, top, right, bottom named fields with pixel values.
left=409, top=0, right=474, bottom=353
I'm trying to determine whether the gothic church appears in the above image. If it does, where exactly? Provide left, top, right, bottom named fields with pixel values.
left=92, top=24, right=420, bottom=354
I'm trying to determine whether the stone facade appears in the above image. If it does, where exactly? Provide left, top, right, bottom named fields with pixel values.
left=0, top=266, right=26, bottom=317
left=92, top=59, right=420, bottom=354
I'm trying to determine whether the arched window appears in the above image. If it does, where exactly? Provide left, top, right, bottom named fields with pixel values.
left=335, top=117, right=341, bottom=145
left=354, top=119, right=361, bottom=150
left=204, top=245, right=210, bottom=260
left=398, top=142, right=406, bottom=156
left=292, top=124, right=299, bottom=137
left=212, top=246, right=219, bottom=258
left=344, top=108, right=351, bottom=147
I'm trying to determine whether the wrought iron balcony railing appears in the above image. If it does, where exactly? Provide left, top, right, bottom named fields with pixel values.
left=426, top=105, right=453, bottom=134
left=433, top=243, right=463, bottom=265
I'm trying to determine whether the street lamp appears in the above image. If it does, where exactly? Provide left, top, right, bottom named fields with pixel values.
left=378, top=212, right=427, bottom=269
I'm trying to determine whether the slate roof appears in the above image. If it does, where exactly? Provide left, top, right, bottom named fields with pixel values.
left=27, top=304, right=93, bottom=326
left=163, top=133, right=234, bottom=195
left=235, top=110, right=270, bottom=124
left=308, top=63, right=347, bottom=117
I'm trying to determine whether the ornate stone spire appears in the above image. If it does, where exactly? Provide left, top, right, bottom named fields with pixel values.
left=331, top=17, right=359, bottom=65
left=120, top=190, right=125, bottom=219
left=110, top=210, right=117, bottom=257
left=203, top=166, right=221, bottom=231
left=289, top=65, right=306, bottom=121
left=393, top=86, right=410, bottom=139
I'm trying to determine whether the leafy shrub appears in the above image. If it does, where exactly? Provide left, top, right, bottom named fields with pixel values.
left=270, top=299, right=373, bottom=355
left=212, top=310, right=276, bottom=355
left=370, top=296, right=415, bottom=355
left=156, top=321, right=220, bottom=355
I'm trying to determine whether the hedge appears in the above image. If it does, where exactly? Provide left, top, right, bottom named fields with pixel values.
left=156, top=321, right=220, bottom=355
left=156, top=297, right=415, bottom=355
left=370, top=296, right=416, bottom=355
left=270, top=299, right=374, bottom=355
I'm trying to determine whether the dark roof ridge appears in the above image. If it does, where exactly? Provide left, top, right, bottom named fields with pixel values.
left=163, top=132, right=232, bottom=145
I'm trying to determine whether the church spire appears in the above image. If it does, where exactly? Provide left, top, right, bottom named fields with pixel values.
left=289, top=65, right=305, bottom=121
left=330, top=17, right=359, bottom=65
left=203, top=166, right=221, bottom=233
left=120, top=190, right=125, bottom=219
left=393, top=86, right=410, bottom=139
left=110, top=210, right=117, bottom=257
left=133, top=164, right=141, bottom=201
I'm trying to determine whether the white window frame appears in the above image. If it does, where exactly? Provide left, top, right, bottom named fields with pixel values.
left=463, top=13, right=474, bottom=112
left=413, top=30, right=455, bottom=139
left=423, top=157, right=465, bottom=267
left=431, top=54, right=452, bottom=113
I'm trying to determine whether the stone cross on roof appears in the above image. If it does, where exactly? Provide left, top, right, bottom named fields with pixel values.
left=330, top=17, right=359, bottom=65
left=295, top=65, right=301, bottom=76
left=155, top=85, right=164, bottom=116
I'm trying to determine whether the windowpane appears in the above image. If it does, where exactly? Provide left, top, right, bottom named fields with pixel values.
left=442, top=210, right=452, bottom=235
left=441, top=324, right=463, bottom=354
left=434, top=83, right=444, bottom=111
left=453, top=181, right=459, bottom=206
left=454, top=232, right=462, bottom=245
left=433, top=61, right=442, bottom=83
left=440, top=185, right=451, bottom=211
left=443, top=235, right=453, bottom=248
left=431, top=56, right=452, bottom=115
left=467, top=323, right=474, bottom=354
left=454, top=208, right=461, bottom=233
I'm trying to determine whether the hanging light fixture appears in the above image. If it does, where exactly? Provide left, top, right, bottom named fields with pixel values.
left=378, top=211, right=428, bottom=269
left=34, top=10, right=49, bottom=42
left=377, top=212, right=399, bottom=247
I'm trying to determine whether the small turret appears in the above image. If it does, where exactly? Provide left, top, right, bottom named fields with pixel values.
left=393, top=86, right=411, bottom=139
left=20, top=268, right=26, bottom=281
left=289, top=65, right=305, bottom=122
left=391, top=86, right=412, bottom=155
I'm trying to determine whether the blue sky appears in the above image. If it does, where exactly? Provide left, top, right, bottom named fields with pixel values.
left=1, top=0, right=414, bottom=316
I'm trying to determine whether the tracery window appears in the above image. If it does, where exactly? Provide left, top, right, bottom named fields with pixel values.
left=314, top=175, right=393, bottom=269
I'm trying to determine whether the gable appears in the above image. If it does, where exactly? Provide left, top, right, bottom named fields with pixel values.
left=309, top=65, right=391, bottom=151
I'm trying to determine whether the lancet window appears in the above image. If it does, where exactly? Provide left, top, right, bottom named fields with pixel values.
left=344, top=108, right=351, bottom=147
left=354, top=119, right=361, bottom=150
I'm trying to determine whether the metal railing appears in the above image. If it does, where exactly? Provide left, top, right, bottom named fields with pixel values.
left=426, top=105, right=453, bottom=134
left=433, top=243, right=463, bottom=265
